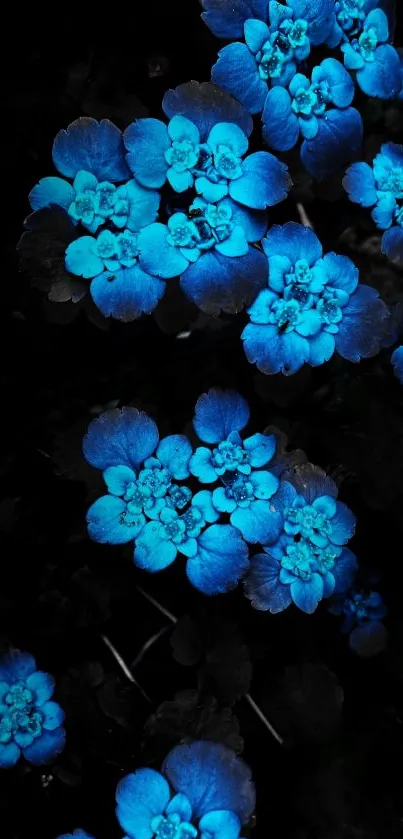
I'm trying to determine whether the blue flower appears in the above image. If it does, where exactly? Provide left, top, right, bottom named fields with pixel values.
left=84, top=407, right=249, bottom=595
left=263, top=58, right=363, bottom=179
left=392, top=345, right=403, bottom=382
left=203, top=0, right=335, bottom=114
left=241, top=222, right=389, bottom=375
left=57, top=832, right=94, bottom=839
left=0, top=650, right=65, bottom=768
left=343, top=142, right=403, bottom=264
left=245, top=468, right=358, bottom=614
left=329, top=587, right=387, bottom=656
left=190, top=388, right=282, bottom=545
left=116, top=740, right=255, bottom=839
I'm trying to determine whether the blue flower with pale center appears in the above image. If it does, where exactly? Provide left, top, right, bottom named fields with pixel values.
left=343, top=142, right=403, bottom=264
left=0, top=650, right=65, bottom=768
left=30, top=171, right=132, bottom=234
left=116, top=740, right=255, bottom=839
left=84, top=406, right=249, bottom=596
left=242, top=222, right=389, bottom=375
left=262, top=58, right=363, bottom=179
left=203, top=0, right=335, bottom=115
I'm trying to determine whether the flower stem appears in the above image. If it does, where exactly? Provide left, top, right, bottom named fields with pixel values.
left=245, top=693, right=283, bottom=745
left=100, top=633, right=152, bottom=703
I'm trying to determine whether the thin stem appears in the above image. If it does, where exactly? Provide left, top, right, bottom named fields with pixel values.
left=245, top=693, right=283, bottom=745
left=100, top=633, right=152, bottom=703
left=136, top=586, right=178, bottom=624
left=131, top=626, right=170, bottom=670
left=296, top=203, right=313, bottom=229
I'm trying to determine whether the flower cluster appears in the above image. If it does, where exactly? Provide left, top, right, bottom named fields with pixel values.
left=343, top=142, right=403, bottom=264
left=84, top=388, right=358, bottom=613
left=0, top=650, right=65, bottom=768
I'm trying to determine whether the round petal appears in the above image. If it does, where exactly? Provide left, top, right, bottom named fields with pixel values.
left=162, top=80, right=253, bottom=141
left=211, top=43, right=268, bottom=115
left=244, top=552, right=292, bottom=612
left=53, top=118, right=130, bottom=181
left=215, top=225, right=249, bottom=257
left=231, top=500, right=283, bottom=544
left=189, top=447, right=218, bottom=483
left=65, top=237, right=104, bottom=279
left=26, top=671, right=55, bottom=705
left=186, top=525, right=249, bottom=594
left=23, top=727, right=66, bottom=765
left=0, top=651, right=37, bottom=683
left=123, top=118, right=170, bottom=187
left=246, top=288, right=277, bottom=324
left=262, top=222, right=322, bottom=265
left=192, top=490, right=220, bottom=523
left=207, top=122, right=248, bottom=156
left=0, top=742, right=21, bottom=768
left=156, top=435, right=193, bottom=479
left=371, top=193, right=396, bottom=229
left=41, top=701, right=65, bottom=730
left=87, top=495, right=145, bottom=544
left=162, top=741, right=255, bottom=823
left=116, top=768, right=171, bottom=839
left=91, top=267, right=165, bottom=322
left=319, top=252, right=359, bottom=294
left=296, top=308, right=323, bottom=337
left=290, top=574, right=323, bottom=613
left=244, top=17, right=271, bottom=53
left=356, top=44, right=400, bottom=100
left=301, top=107, right=363, bottom=180
left=312, top=58, right=355, bottom=108
left=125, top=180, right=160, bottom=232
left=166, top=793, right=193, bottom=822
left=308, top=331, right=336, bottom=366
left=192, top=388, right=250, bottom=443
left=200, top=810, right=241, bottom=839
left=83, top=407, right=159, bottom=470
left=286, top=0, right=335, bottom=45
left=250, top=469, right=279, bottom=498
left=219, top=197, right=268, bottom=243
left=262, top=87, right=299, bottom=152
left=229, top=152, right=291, bottom=209
left=212, top=487, right=238, bottom=514
left=243, top=433, right=276, bottom=467
left=382, top=226, right=403, bottom=264
left=335, top=284, right=389, bottom=362
left=168, top=115, right=200, bottom=145
left=180, top=248, right=268, bottom=316
left=133, top=521, right=178, bottom=572
left=103, top=465, right=136, bottom=496
left=29, top=177, right=76, bottom=212
left=343, top=162, right=377, bottom=208
left=242, top=323, right=310, bottom=375
left=137, top=223, right=189, bottom=280
left=329, top=501, right=356, bottom=545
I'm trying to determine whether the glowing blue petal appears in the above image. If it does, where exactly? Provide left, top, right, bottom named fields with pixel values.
left=301, top=107, right=363, bottom=180
left=87, top=495, right=145, bottom=544
left=245, top=552, right=292, bottom=612
left=214, top=225, right=248, bottom=257
left=207, top=122, right=249, bottom=156
left=0, top=742, right=21, bottom=768
left=168, top=115, right=200, bottom=145
left=250, top=469, right=279, bottom=498
left=156, top=435, right=192, bottom=479
left=382, top=226, right=403, bottom=263
left=231, top=500, right=282, bottom=544
left=291, top=574, right=323, bottom=613
left=199, top=810, right=241, bottom=839
left=192, top=490, right=220, bottom=523
left=269, top=0, right=293, bottom=27
left=0, top=651, right=36, bottom=682
left=162, top=741, right=255, bottom=822
left=192, top=388, right=250, bottom=443
left=312, top=58, right=355, bottom=107
left=91, top=267, right=165, bottom=322
left=195, top=177, right=229, bottom=202
left=23, top=727, right=66, bottom=765
left=124, top=119, right=170, bottom=187
left=322, top=572, right=335, bottom=598
left=41, top=701, right=65, bottom=731
left=329, top=501, right=356, bottom=546
left=371, top=193, right=396, bottom=228
left=103, top=465, right=136, bottom=496
left=134, top=521, right=178, bottom=572
left=116, top=768, right=170, bottom=839
left=211, top=44, right=267, bottom=115
left=229, top=152, right=291, bottom=209
left=296, top=308, right=323, bottom=337
left=53, top=118, right=130, bottom=181
left=320, top=252, right=359, bottom=294
left=308, top=331, right=336, bottom=366
left=137, top=223, right=189, bottom=280
left=365, top=8, right=389, bottom=42
left=167, top=168, right=194, bottom=192
left=262, top=88, right=299, bottom=152
left=392, top=345, right=403, bottom=382
left=187, top=524, right=249, bottom=594
left=341, top=43, right=365, bottom=71
left=247, top=288, right=277, bottom=323
left=219, top=197, right=268, bottom=242
left=166, top=794, right=193, bottom=822
left=242, top=323, right=310, bottom=375
left=29, top=177, right=75, bottom=212
left=162, top=81, right=253, bottom=141
left=83, top=407, right=159, bottom=471
left=286, top=0, right=335, bottom=45
left=356, top=44, right=401, bottom=99
left=343, top=162, right=377, bottom=208
left=333, top=548, right=358, bottom=594
left=201, top=0, right=269, bottom=38
left=263, top=221, right=322, bottom=265
left=65, top=237, right=103, bottom=279
left=335, top=284, right=389, bottom=362
left=125, top=180, right=160, bottom=232
left=244, top=433, right=276, bottom=467
left=26, top=671, right=55, bottom=705
left=181, top=248, right=268, bottom=315
left=189, top=447, right=217, bottom=482
left=212, top=487, right=237, bottom=514
left=244, top=18, right=271, bottom=53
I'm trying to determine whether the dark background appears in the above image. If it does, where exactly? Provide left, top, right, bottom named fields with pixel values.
left=1, top=3, right=403, bottom=837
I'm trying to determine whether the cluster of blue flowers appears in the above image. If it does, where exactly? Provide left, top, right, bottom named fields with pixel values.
left=56, top=741, right=255, bottom=839
left=84, top=388, right=358, bottom=614
left=0, top=650, right=65, bottom=768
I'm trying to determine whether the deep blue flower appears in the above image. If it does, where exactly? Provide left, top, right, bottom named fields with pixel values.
left=327, top=1, right=400, bottom=99
left=343, top=142, right=403, bottom=264
left=57, top=832, right=94, bottom=839
left=329, top=587, right=387, bottom=655
left=116, top=740, right=255, bottom=839
left=262, top=58, right=363, bottom=179
left=190, top=388, right=282, bottom=545
left=245, top=468, right=358, bottom=614
left=84, top=407, right=249, bottom=595
left=0, top=650, right=65, bottom=768
left=391, top=345, right=403, bottom=382
left=241, top=222, right=389, bottom=375
left=203, top=0, right=335, bottom=114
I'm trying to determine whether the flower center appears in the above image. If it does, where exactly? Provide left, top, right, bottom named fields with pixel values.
left=281, top=543, right=315, bottom=580
left=316, top=295, right=342, bottom=324
left=168, top=202, right=234, bottom=252
left=336, top=0, right=365, bottom=34
left=285, top=504, right=332, bottom=541
left=358, top=27, right=378, bottom=61
left=151, top=814, right=197, bottom=839
left=0, top=684, right=43, bottom=744
left=258, top=43, right=286, bottom=80
left=165, top=140, right=200, bottom=173
left=226, top=476, right=254, bottom=506
left=270, top=298, right=302, bottom=332
left=168, top=485, right=192, bottom=510
left=213, top=146, right=242, bottom=179
left=211, top=441, right=250, bottom=476
left=96, top=230, right=139, bottom=268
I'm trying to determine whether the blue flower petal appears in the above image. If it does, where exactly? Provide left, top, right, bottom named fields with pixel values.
left=243, top=433, right=276, bottom=467
left=87, top=495, right=145, bottom=544
left=195, top=177, right=229, bottom=202
left=262, top=88, right=299, bottom=152
left=26, top=671, right=55, bottom=705
left=137, top=223, right=189, bottom=280
left=365, top=8, right=389, bottom=42
left=286, top=0, right=335, bottom=45
left=242, top=323, right=310, bottom=375
left=0, top=742, right=21, bottom=768
left=244, top=18, right=271, bottom=53
left=134, top=521, right=178, bottom=572
left=167, top=168, right=194, bottom=192
left=329, top=502, right=356, bottom=545
left=199, top=810, right=241, bottom=839
left=91, top=267, right=165, bottom=322
left=392, top=345, right=403, bottom=382
left=83, top=407, right=159, bottom=470
left=181, top=248, right=268, bottom=316
left=123, top=119, right=170, bottom=188
left=201, top=0, right=269, bottom=39
left=356, top=44, right=401, bottom=99
left=332, top=548, right=358, bottom=594
left=187, top=524, right=249, bottom=594
left=42, top=700, right=65, bottom=731
left=343, top=162, right=377, bottom=208
left=211, top=43, right=268, bottom=115
left=245, top=552, right=292, bottom=612
left=371, top=193, right=396, bottom=229
left=299, top=116, right=318, bottom=141
left=116, top=768, right=170, bottom=839
left=246, top=288, right=277, bottom=323
left=312, top=58, right=355, bottom=107
left=263, top=221, right=322, bottom=265
left=166, top=793, right=193, bottom=822
left=335, top=284, right=389, bottom=362
left=168, top=114, right=200, bottom=145
left=219, top=197, right=268, bottom=243
left=341, top=43, right=365, bottom=71
left=229, top=152, right=291, bottom=209
left=192, top=490, right=220, bottom=523
left=231, top=500, right=282, bottom=544
left=193, top=388, right=250, bottom=443
left=382, top=226, right=403, bottom=263
left=296, top=308, right=323, bottom=337
left=207, top=122, right=249, bottom=157
left=53, top=118, right=130, bottom=181
left=23, top=727, right=66, bottom=765
left=162, top=81, right=253, bottom=141
left=250, top=469, right=279, bottom=498
left=156, top=435, right=193, bottom=479
left=308, top=332, right=336, bottom=366
left=57, top=832, right=94, bottom=839
left=29, top=177, right=75, bottom=212
left=319, top=252, right=359, bottom=294
left=322, top=571, right=335, bottom=598
left=65, top=237, right=104, bottom=279
left=212, top=487, right=237, bottom=514
left=349, top=621, right=388, bottom=657
left=215, top=225, right=249, bottom=257
left=125, top=180, right=160, bottom=232
left=189, top=447, right=217, bottom=482
left=162, top=741, right=255, bottom=823
left=290, top=574, right=323, bottom=613
left=301, top=108, right=363, bottom=180
left=0, top=651, right=36, bottom=683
